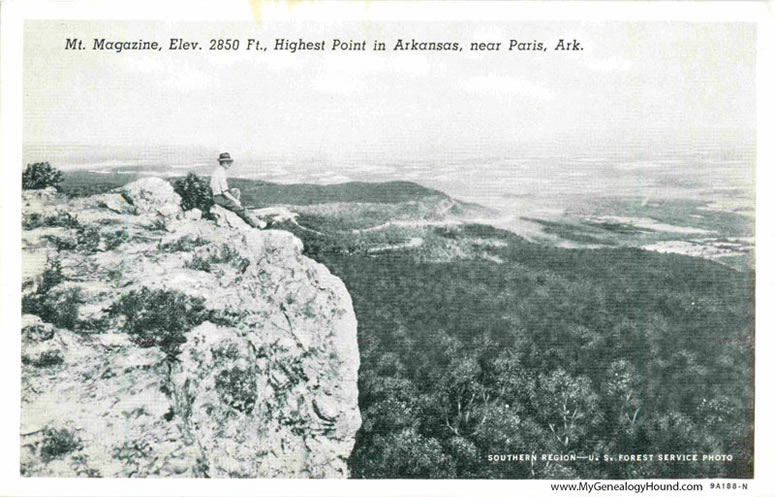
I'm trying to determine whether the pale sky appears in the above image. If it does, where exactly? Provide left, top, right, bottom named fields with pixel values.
left=24, top=21, right=755, bottom=163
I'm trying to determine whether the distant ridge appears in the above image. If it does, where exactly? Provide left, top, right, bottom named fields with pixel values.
left=229, top=179, right=449, bottom=206
left=59, top=171, right=450, bottom=206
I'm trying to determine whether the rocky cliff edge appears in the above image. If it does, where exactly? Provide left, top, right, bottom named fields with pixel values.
left=20, top=177, right=360, bottom=478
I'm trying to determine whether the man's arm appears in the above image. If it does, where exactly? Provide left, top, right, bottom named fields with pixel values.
left=222, top=190, right=242, bottom=207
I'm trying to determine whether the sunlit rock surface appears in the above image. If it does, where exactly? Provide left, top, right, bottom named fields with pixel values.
left=20, top=179, right=360, bottom=478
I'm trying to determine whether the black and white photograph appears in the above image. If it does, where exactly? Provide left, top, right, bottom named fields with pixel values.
left=1, top=1, right=773, bottom=495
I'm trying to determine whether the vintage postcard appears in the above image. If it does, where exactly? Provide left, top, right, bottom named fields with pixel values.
left=1, top=1, right=772, bottom=496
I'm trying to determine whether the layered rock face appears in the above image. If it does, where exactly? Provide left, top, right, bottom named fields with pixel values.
left=20, top=178, right=360, bottom=477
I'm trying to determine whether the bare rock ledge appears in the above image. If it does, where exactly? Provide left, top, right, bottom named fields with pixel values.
left=20, top=178, right=361, bottom=478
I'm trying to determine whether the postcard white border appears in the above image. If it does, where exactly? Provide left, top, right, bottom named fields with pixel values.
left=1, top=1, right=773, bottom=496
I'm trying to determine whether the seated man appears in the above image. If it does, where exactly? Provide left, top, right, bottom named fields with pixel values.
left=210, top=152, right=266, bottom=229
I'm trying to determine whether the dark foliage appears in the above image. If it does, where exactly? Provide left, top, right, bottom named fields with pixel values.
left=22, top=211, right=80, bottom=231
left=43, top=225, right=129, bottom=254
left=173, top=173, right=213, bottom=214
left=228, top=179, right=445, bottom=206
left=103, top=228, right=131, bottom=251
left=184, top=245, right=251, bottom=273
left=316, top=240, right=754, bottom=479
left=22, top=350, right=65, bottom=368
left=215, top=366, right=258, bottom=414
left=75, top=226, right=102, bottom=252
left=22, top=260, right=86, bottom=331
left=22, top=162, right=64, bottom=190
left=107, top=288, right=207, bottom=359
left=37, top=259, right=64, bottom=294
left=40, top=428, right=82, bottom=462
left=160, top=235, right=210, bottom=252
left=185, top=255, right=212, bottom=272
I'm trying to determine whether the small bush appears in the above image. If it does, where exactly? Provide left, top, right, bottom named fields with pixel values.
left=22, top=162, right=64, bottom=190
left=103, top=229, right=130, bottom=251
left=22, top=213, right=43, bottom=230
left=45, top=234, right=78, bottom=251
left=70, top=454, right=101, bottom=477
left=23, top=211, right=80, bottom=231
left=22, top=260, right=85, bottom=330
left=55, top=289, right=83, bottom=330
left=215, top=366, right=257, bottom=414
left=40, top=428, right=82, bottom=462
left=160, top=236, right=209, bottom=253
left=112, top=440, right=152, bottom=463
left=206, top=308, right=248, bottom=327
left=216, top=245, right=251, bottom=272
left=105, top=267, right=124, bottom=281
left=185, top=255, right=212, bottom=272
left=146, top=218, right=168, bottom=232
left=173, top=173, right=213, bottom=214
left=108, top=288, right=207, bottom=359
left=184, top=245, right=250, bottom=273
left=22, top=350, right=64, bottom=368
left=38, top=259, right=64, bottom=294
left=23, top=287, right=84, bottom=331
left=46, top=225, right=127, bottom=253
left=75, top=225, right=102, bottom=252
left=54, top=288, right=83, bottom=329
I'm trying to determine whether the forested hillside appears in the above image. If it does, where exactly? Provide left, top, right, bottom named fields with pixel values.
left=312, top=228, right=754, bottom=479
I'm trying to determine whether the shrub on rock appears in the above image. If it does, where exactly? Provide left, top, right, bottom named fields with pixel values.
left=40, top=428, right=82, bottom=462
left=173, top=173, right=213, bottom=215
left=108, top=288, right=207, bottom=359
left=22, top=349, right=65, bottom=368
left=22, top=162, right=64, bottom=191
left=21, top=260, right=85, bottom=331
left=215, top=366, right=258, bottom=414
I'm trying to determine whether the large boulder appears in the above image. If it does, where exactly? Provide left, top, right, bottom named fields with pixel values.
left=184, top=208, right=202, bottom=221
left=118, top=177, right=182, bottom=217
left=92, top=193, right=137, bottom=215
left=210, top=205, right=267, bottom=230
left=210, top=204, right=251, bottom=230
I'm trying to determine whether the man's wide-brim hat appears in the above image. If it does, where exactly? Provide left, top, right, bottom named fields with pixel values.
left=218, top=152, right=234, bottom=163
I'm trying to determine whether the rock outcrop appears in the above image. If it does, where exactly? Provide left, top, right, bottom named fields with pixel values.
left=20, top=179, right=360, bottom=478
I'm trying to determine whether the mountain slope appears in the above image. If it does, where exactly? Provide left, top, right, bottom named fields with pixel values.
left=20, top=179, right=360, bottom=477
